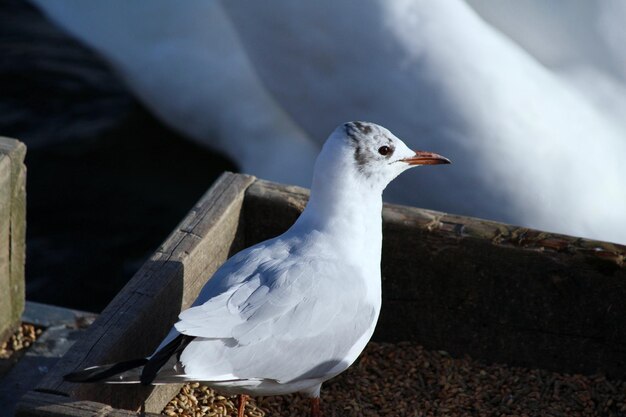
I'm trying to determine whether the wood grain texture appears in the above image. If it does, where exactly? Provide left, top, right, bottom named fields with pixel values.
left=0, top=153, right=12, bottom=343
left=27, top=172, right=255, bottom=414
left=16, top=391, right=160, bottom=417
left=0, top=137, right=26, bottom=345
left=244, top=178, right=626, bottom=378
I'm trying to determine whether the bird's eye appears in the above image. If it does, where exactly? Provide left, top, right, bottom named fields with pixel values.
left=378, top=146, right=392, bottom=156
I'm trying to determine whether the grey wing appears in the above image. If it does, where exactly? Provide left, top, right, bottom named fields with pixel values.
left=174, top=257, right=377, bottom=383
left=165, top=239, right=286, bottom=339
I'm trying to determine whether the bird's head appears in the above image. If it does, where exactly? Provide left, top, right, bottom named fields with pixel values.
left=316, top=121, right=450, bottom=191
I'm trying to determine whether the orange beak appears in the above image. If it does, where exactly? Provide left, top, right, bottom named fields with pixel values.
left=401, top=151, right=451, bottom=166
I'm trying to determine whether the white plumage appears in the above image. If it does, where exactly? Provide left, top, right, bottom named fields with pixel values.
left=64, top=122, right=450, bottom=415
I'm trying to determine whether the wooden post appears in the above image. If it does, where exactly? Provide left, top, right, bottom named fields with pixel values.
left=0, top=137, right=26, bottom=345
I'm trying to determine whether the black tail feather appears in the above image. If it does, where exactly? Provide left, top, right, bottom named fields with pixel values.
left=64, top=358, right=149, bottom=383
left=140, top=334, right=194, bottom=385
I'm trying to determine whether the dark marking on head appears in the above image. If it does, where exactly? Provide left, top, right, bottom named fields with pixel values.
left=343, top=124, right=373, bottom=168
left=353, top=121, right=373, bottom=134
left=342, top=121, right=390, bottom=178
left=353, top=142, right=374, bottom=169
left=344, top=123, right=360, bottom=143
left=344, top=121, right=375, bottom=143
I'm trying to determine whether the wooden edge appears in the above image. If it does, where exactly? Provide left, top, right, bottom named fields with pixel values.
left=0, top=137, right=27, bottom=161
left=383, top=203, right=625, bottom=267
left=31, top=172, right=256, bottom=412
left=16, top=391, right=161, bottom=417
left=9, top=141, right=27, bottom=329
left=0, top=153, right=15, bottom=342
left=246, top=178, right=625, bottom=268
left=0, top=137, right=27, bottom=344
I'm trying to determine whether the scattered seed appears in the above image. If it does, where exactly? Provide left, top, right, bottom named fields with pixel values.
left=0, top=323, right=42, bottom=360
left=162, top=342, right=626, bottom=416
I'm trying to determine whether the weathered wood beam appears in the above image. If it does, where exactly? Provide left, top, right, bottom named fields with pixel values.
left=0, top=137, right=26, bottom=345
left=16, top=391, right=160, bottom=417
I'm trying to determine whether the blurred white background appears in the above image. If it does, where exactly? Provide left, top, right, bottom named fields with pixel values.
left=28, top=0, right=626, bottom=244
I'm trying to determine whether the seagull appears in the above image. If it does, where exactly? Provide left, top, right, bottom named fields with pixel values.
left=64, top=121, right=450, bottom=417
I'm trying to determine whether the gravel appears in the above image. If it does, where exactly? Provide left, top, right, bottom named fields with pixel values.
left=162, top=341, right=626, bottom=417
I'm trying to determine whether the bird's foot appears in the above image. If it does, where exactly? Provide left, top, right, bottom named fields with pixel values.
left=310, top=397, right=321, bottom=417
left=238, top=394, right=249, bottom=417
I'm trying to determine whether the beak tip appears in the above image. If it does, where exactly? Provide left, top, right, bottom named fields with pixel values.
left=403, top=151, right=452, bottom=166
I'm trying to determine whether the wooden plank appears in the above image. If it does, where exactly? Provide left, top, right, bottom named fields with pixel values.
left=30, top=172, right=256, bottom=413
left=379, top=205, right=626, bottom=378
left=242, top=179, right=308, bottom=244
left=10, top=144, right=27, bottom=337
left=1, top=302, right=98, bottom=416
left=243, top=178, right=626, bottom=378
left=16, top=391, right=160, bottom=417
left=0, top=153, right=13, bottom=344
left=0, top=137, right=27, bottom=346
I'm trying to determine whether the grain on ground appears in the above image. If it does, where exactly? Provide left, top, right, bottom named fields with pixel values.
left=162, top=342, right=626, bottom=417
left=0, top=323, right=41, bottom=359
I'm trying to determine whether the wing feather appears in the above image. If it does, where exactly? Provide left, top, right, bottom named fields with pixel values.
left=165, top=235, right=378, bottom=383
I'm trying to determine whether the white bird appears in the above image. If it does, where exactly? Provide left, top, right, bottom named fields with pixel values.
left=64, top=122, right=450, bottom=417
left=30, top=0, right=626, bottom=244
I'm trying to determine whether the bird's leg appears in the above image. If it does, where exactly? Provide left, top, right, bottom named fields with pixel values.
left=237, top=394, right=249, bottom=417
left=310, top=397, right=321, bottom=417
